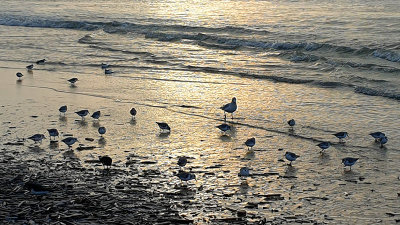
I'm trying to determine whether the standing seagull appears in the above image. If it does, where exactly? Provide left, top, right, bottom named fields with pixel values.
left=317, top=142, right=331, bottom=153
left=177, top=156, right=188, bottom=169
left=36, top=59, right=46, bottom=64
left=220, top=97, right=237, bottom=121
left=98, top=127, right=106, bottom=137
left=101, top=63, right=109, bottom=69
left=245, top=137, right=256, bottom=150
left=156, top=122, right=171, bottom=133
left=370, top=132, right=385, bottom=142
left=47, top=129, right=59, bottom=140
left=177, top=171, right=196, bottom=184
left=68, top=78, right=78, bottom=86
left=342, top=157, right=358, bottom=170
left=216, top=123, right=231, bottom=135
left=130, top=108, right=137, bottom=119
left=26, top=64, right=34, bottom=71
left=379, top=136, right=388, bottom=148
left=334, top=132, right=348, bottom=142
left=285, top=152, right=300, bottom=166
left=75, top=110, right=89, bottom=120
left=287, top=119, right=295, bottom=128
left=28, top=134, right=46, bottom=144
left=105, top=69, right=113, bottom=74
left=16, top=72, right=23, bottom=80
left=238, top=167, right=250, bottom=177
left=91, top=111, right=101, bottom=120
left=59, top=105, right=67, bottom=116
left=99, top=156, right=112, bottom=170
left=61, top=137, right=78, bottom=148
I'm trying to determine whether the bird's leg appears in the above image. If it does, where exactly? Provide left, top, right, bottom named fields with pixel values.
left=231, top=113, right=234, bottom=120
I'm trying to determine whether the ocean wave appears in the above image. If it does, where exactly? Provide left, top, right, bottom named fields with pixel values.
left=2, top=14, right=399, bottom=64
left=354, top=86, right=400, bottom=101
left=372, top=49, right=400, bottom=62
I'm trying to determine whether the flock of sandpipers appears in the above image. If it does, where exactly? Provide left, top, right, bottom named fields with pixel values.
left=14, top=59, right=390, bottom=191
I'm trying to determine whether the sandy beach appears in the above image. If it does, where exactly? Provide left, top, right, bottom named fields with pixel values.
left=1, top=59, right=399, bottom=224
left=1, top=0, right=400, bottom=223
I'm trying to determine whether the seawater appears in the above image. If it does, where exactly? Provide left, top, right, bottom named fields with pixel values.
left=0, top=0, right=399, bottom=223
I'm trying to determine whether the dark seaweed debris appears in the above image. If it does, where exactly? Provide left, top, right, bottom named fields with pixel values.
left=0, top=154, right=189, bottom=224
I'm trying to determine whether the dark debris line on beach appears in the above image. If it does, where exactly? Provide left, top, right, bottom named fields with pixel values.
left=0, top=145, right=326, bottom=225
left=0, top=149, right=191, bottom=225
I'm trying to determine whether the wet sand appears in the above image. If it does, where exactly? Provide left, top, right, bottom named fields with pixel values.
left=1, top=62, right=400, bottom=224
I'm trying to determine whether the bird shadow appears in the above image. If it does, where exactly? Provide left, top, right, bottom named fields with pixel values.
left=92, top=121, right=101, bottom=128
left=49, top=141, right=59, bottom=150
left=284, top=166, right=297, bottom=177
left=16, top=80, right=23, bottom=84
left=59, top=116, right=67, bottom=123
left=76, top=120, right=88, bottom=127
left=318, top=152, right=331, bottom=164
left=219, top=135, right=232, bottom=142
left=158, top=132, right=170, bottom=138
left=130, top=118, right=137, bottom=125
left=28, top=146, right=44, bottom=152
left=243, top=151, right=255, bottom=160
left=98, top=137, right=106, bottom=146
left=69, top=84, right=77, bottom=88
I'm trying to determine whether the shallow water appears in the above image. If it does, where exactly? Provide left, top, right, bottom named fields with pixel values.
left=0, top=0, right=400, bottom=223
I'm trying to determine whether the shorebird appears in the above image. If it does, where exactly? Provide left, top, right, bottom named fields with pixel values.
left=99, top=156, right=112, bottom=170
left=216, top=123, right=231, bottom=135
left=177, top=171, right=196, bottom=184
left=379, top=136, right=388, bottom=148
left=130, top=107, right=137, bottom=119
left=287, top=119, right=295, bottom=128
left=220, top=97, right=237, bottom=121
left=47, top=129, right=59, bottom=140
left=105, top=69, right=113, bottom=74
left=342, top=157, right=358, bottom=170
left=75, top=110, right=89, bottom=120
left=317, top=142, right=331, bottom=153
left=26, top=64, right=34, bottom=71
left=156, top=122, right=171, bottom=133
left=24, top=181, right=50, bottom=195
left=61, top=137, right=78, bottom=148
left=59, top=105, right=67, bottom=115
left=178, top=156, right=188, bottom=168
left=245, top=137, right=256, bottom=150
left=68, top=78, right=78, bottom=85
left=101, top=63, right=109, bottom=69
left=285, top=152, right=300, bottom=166
left=36, top=59, right=46, bottom=64
left=334, top=132, right=348, bottom=142
left=16, top=72, right=23, bottom=80
left=91, top=111, right=101, bottom=120
left=28, top=134, right=46, bottom=144
left=238, top=167, right=250, bottom=177
left=98, top=127, right=106, bottom=136
left=370, top=132, right=385, bottom=142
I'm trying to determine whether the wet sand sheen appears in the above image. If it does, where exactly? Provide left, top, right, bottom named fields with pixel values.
left=1, top=63, right=399, bottom=224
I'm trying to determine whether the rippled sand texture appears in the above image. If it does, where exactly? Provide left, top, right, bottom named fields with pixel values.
left=1, top=60, right=399, bottom=224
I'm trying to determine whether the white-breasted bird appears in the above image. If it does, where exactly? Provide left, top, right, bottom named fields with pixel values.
left=245, top=137, right=255, bottom=150
left=220, top=97, right=237, bottom=121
